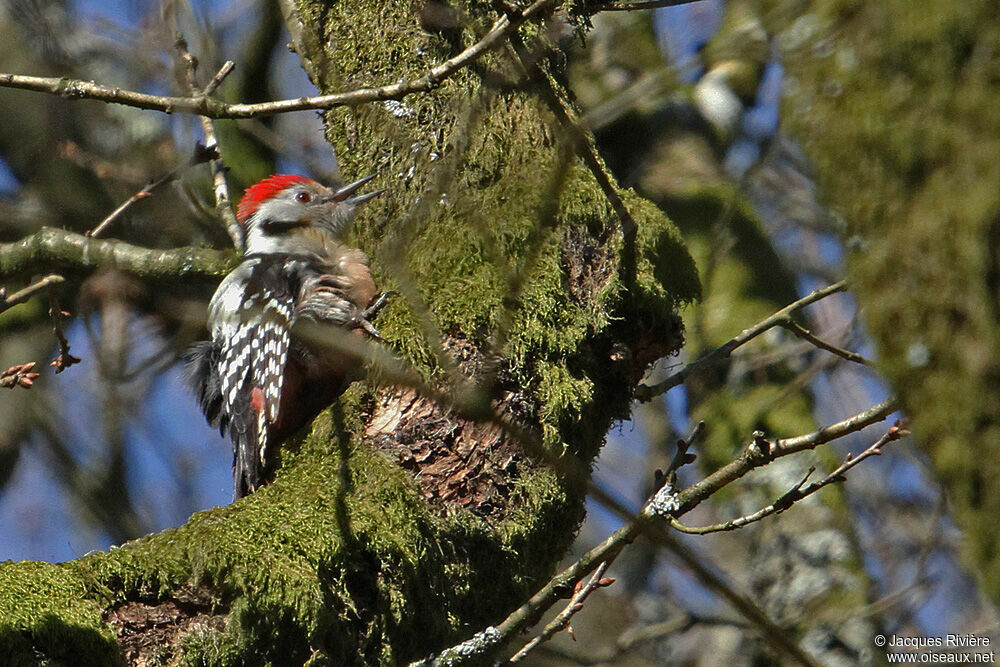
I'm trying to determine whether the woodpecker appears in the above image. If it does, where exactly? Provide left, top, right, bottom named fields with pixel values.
left=185, top=173, right=384, bottom=499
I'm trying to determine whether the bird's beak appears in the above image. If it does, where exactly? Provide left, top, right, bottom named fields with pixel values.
left=327, top=174, right=384, bottom=205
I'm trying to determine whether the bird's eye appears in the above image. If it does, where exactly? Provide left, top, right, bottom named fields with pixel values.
left=295, top=191, right=312, bottom=203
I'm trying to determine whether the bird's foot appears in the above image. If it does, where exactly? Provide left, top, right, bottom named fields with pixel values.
left=353, top=291, right=394, bottom=341
left=357, top=317, right=383, bottom=341
left=362, top=291, right=394, bottom=321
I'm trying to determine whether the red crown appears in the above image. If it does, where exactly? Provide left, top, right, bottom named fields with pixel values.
left=236, top=174, right=313, bottom=223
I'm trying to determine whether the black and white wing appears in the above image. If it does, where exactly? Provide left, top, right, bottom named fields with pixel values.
left=206, top=257, right=299, bottom=498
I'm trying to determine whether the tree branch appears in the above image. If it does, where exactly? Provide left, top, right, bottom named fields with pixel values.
left=174, top=38, right=243, bottom=249
left=0, top=0, right=558, bottom=120
left=0, top=274, right=65, bottom=313
left=670, top=422, right=909, bottom=534
left=88, top=143, right=220, bottom=239
left=0, top=227, right=234, bottom=280
left=671, top=397, right=898, bottom=517
left=507, top=562, right=614, bottom=663
left=635, top=280, right=849, bottom=401
left=417, top=399, right=896, bottom=665
left=778, top=320, right=870, bottom=366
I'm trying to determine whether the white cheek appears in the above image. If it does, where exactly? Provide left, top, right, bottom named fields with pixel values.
left=244, top=227, right=283, bottom=255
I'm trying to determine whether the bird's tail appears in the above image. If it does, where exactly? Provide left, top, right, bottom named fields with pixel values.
left=183, top=341, right=225, bottom=431
left=185, top=340, right=262, bottom=499
left=230, top=385, right=265, bottom=500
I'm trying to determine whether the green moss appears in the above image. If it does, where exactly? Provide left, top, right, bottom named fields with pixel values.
left=28, top=410, right=575, bottom=665
left=0, top=561, right=118, bottom=665
left=309, top=0, right=698, bottom=466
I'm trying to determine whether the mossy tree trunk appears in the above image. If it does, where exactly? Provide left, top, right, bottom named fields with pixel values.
left=0, top=2, right=696, bottom=664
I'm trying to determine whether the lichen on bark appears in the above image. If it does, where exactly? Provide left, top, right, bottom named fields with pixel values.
left=0, top=2, right=697, bottom=664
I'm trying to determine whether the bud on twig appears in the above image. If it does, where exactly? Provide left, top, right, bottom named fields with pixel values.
left=1, top=362, right=39, bottom=389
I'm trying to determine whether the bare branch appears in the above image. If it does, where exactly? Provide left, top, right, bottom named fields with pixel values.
left=411, top=521, right=632, bottom=666
left=88, top=143, right=220, bottom=239
left=0, top=274, right=65, bottom=313
left=89, top=192, right=153, bottom=240
left=671, top=398, right=898, bottom=519
left=175, top=37, right=243, bottom=250
left=635, top=280, right=849, bottom=401
left=0, top=0, right=558, bottom=120
left=670, top=422, right=909, bottom=534
left=508, top=562, right=614, bottom=663
left=0, top=227, right=234, bottom=280
left=203, top=60, right=235, bottom=96
left=418, top=399, right=895, bottom=665
left=659, top=420, right=704, bottom=488
left=778, top=319, right=871, bottom=365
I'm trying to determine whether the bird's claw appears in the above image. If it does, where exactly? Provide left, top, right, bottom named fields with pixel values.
left=362, top=291, right=394, bottom=321
left=357, top=317, right=384, bottom=341
left=356, top=291, right=393, bottom=341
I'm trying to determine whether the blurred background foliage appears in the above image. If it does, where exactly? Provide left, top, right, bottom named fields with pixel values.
left=0, top=0, right=996, bottom=664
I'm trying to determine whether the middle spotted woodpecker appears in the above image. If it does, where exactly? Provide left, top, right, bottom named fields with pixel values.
left=185, top=174, right=385, bottom=499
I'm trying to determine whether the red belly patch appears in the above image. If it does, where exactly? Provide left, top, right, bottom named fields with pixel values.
left=250, top=386, right=266, bottom=414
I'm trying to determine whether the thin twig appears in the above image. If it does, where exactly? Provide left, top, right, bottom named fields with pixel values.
left=0, top=274, right=65, bottom=313
left=670, top=398, right=898, bottom=518
left=778, top=319, right=871, bottom=366
left=88, top=142, right=220, bottom=238
left=658, top=420, right=704, bottom=488
left=89, top=191, right=154, bottom=239
left=467, top=400, right=895, bottom=663
left=635, top=281, right=849, bottom=401
left=47, top=287, right=79, bottom=373
left=595, top=0, right=705, bottom=11
left=508, top=562, right=615, bottom=663
left=670, top=422, right=909, bottom=534
left=203, top=60, right=235, bottom=96
left=411, top=399, right=896, bottom=665
left=0, top=0, right=558, bottom=120
left=414, top=396, right=891, bottom=667
left=175, top=38, right=242, bottom=250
